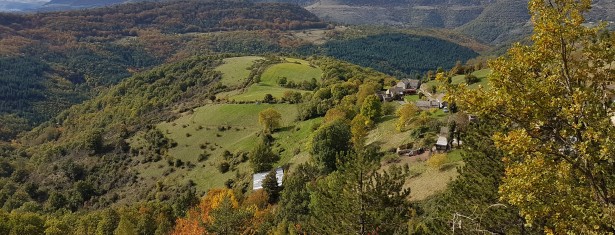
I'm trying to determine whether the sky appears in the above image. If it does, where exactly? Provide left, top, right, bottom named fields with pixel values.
left=0, top=0, right=50, bottom=3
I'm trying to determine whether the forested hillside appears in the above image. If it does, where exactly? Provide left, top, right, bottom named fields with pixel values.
left=319, top=33, right=478, bottom=76
left=269, top=0, right=615, bottom=44
left=0, top=0, right=326, bottom=140
left=0, top=0, right=613, bottom=233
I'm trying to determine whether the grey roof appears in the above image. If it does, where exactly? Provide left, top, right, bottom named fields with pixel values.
left=436, top=136, right=448, bottom=146
left=416, top=100, right=439, bottom=108
left=387, top=86, right=404, bottom=94
left=398, top=79, right=421, bottom=89
left=253, top=167, right=284, bottom=190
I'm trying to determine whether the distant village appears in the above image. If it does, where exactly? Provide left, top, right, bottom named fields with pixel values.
left=377, top=78, right=465, bottom=158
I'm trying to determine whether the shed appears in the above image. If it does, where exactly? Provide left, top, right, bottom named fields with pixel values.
left=435, top=136, right=449, bottom=151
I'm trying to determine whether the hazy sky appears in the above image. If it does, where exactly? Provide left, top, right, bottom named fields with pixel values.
left=0, top=0, right=50, bottom=3
left=0, top=0, right=50, bottom=11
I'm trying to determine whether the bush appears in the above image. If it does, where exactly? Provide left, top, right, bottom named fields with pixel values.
left=427, top=153, right=448, bottom=170
left=263, top=94, right=276, bottom=104
left=382, top=102, right=397, bottom=116
left=218, top=161, right=230, bottom=173
left=174, top=159, right=184, bottom=167
left=224, top=179, right=234, bottom=188
left=198, top=153, right=209, bottom=162
left=464, top=74, right=480, bottom=84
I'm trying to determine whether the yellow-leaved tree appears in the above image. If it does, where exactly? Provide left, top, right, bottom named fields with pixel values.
left=258, top=108, right=282, bottom=134
left=441, top=0, right=615, bottom=232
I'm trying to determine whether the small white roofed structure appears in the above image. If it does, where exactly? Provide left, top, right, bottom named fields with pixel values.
left=435, top=136, right=449, bottom=151
left=252, top=167, right=284, bottom=190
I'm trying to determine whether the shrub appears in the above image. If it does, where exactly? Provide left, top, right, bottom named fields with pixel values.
left=218, top=161, right=230, bottom=173
left=464, top=74, right=480, bottom=84
left=427, top=153, right=448, bottom=170
left=198, top=153, right=209, bottom=162
left=224, top=179, right=234, bottom=188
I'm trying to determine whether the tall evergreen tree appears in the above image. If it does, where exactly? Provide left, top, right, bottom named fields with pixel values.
left=308, top=152, right=410, bottom=234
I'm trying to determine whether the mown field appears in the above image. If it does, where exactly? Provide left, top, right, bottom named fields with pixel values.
left=217, top=57, right=323, bottom=102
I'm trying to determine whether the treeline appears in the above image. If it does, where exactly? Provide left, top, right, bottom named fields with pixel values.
left=1, top=1, right=325, bottom=40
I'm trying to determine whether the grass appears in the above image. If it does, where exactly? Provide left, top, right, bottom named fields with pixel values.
left=272, top=117, right=322, bottom=166
left=367, top=115, right=415, bottom=151
left=215, top=56, right=264, bottom=87
left=135, top=103, right=298, bottom=194
left=450, top=69, right=491, bottom=89
left=405, top=160, right=462, bottom=201
left=224, top=84, right=310, bottom=102
left=422, top=69, right=492, bottom=92
left=221, top=58, right=323, bottom=102
left=380, top=149, right=465, bottom=201
left=260, top=61, right=322, bottom=86
left=404, top=95, right=421, bottom=102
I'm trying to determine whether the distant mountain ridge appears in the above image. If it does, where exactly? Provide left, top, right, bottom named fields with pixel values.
left=6, top=0, right=615, bottom=44
left=265, top=0, right=615, bottom=44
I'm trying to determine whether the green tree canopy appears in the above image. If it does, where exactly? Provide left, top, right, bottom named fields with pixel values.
left=309, top=119, right=352, bottom=172
left=359, top=95, right=382, bottom=122
left=262, top=169, right=281, bottom=204
left=308, top=152, right=411, bottom=234
left=250, top=141, right=278, bottom=173
left=258, top=108, right=282, bottom=134
left=442, top=0, right=615, bottom=232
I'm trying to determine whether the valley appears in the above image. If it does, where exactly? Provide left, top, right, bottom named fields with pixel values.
left=0, top=0, right=612, bottom=234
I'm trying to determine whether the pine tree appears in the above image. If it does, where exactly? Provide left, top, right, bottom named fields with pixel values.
left=308, top=152, right=410, bottom=234
left=262, top=169, right=281, bottom=204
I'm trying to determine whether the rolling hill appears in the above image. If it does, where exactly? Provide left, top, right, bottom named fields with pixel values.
left=267, top=0, right=615, bottom=44
left=0, top=0, right=326, bottom=140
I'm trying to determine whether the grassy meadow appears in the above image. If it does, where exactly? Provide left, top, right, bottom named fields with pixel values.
left=215, top=56, right=263, bottom=87
left=216, top=57, right=323, bottom=102
left=134, top=103, right=299, bottom=193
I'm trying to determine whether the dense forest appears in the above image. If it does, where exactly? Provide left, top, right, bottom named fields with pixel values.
left=319, top=33, right=479, bottom=76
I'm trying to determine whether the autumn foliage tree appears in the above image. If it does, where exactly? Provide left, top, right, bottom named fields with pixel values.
left=258, top=108, right=282, bottom=134
left=171, top=188, right=257, bottom=235
left=360, top=95, right=382, bottom=123
left=396, top=102, right=420, bottom=131
left=441, top=0, right=615, bottom=232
